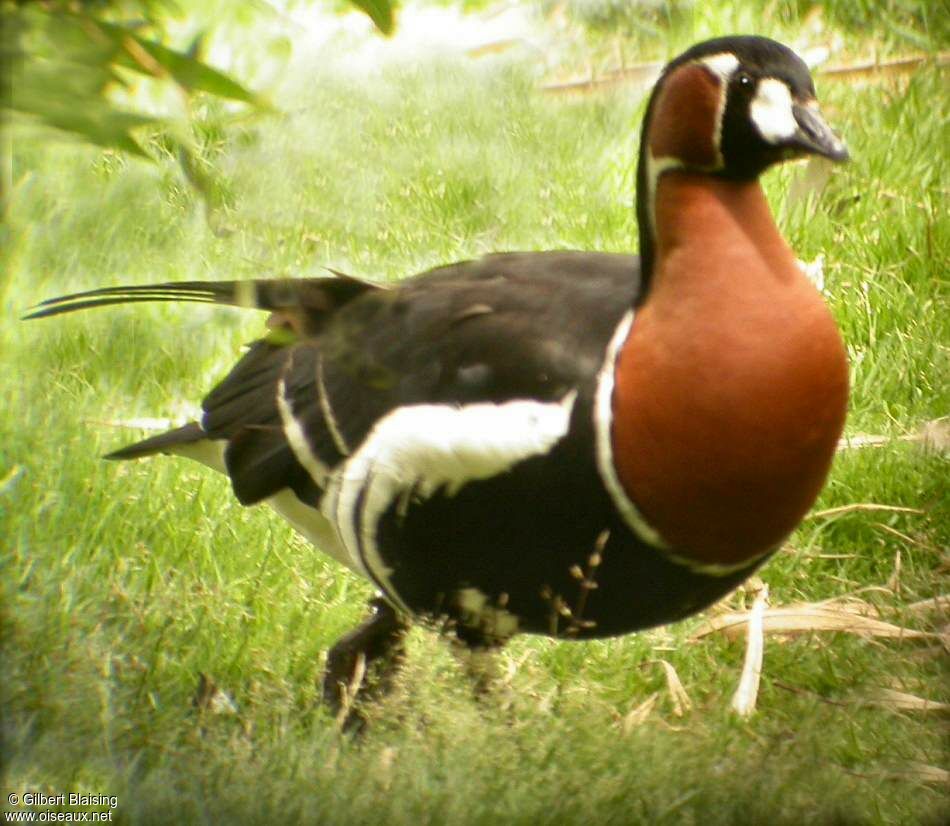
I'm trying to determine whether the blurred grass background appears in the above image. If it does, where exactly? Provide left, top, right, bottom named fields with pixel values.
left=2, top=1, right=948, bottom=824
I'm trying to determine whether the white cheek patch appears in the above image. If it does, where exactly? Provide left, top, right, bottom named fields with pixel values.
left=750, top=78, right=798, bottom=144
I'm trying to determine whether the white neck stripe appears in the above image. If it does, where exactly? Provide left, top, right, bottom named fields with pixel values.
left=699, top=52, right=740, bottom=82
left=694, top=54, right=735, bottom=170
left=593, top=311, right=668, bottom=549
left=645, top=154, right=686, bottom=249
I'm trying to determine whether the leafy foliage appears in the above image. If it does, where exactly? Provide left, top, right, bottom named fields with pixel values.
left=557, top=0, right=948, bottom=53
left=2, top=3, right=265, bottom=158
left=350, top=0, right=396, bottom=35
left=1, top=0, right=396, bottom=162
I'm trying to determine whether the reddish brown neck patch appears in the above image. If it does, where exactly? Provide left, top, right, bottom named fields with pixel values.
left=649, top=64, right=723, bottom=168
left=611, top=173, right=848, bottom=567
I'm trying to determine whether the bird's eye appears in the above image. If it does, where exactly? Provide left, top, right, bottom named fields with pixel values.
left=736, top=72, right=753, bottom=88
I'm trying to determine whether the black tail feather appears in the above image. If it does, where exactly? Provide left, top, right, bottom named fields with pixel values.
left=23, top=274, right=381, bottom=321
left=105, top=422, right=207, bottom=460
left=24, top=282, right=231, bottom=319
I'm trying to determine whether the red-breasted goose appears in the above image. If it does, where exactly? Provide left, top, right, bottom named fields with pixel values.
left=28, top=35, right=850, bottom=725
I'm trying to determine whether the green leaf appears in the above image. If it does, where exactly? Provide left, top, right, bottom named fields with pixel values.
left=1, top=5, right=270, bottom=164
left=7, top=40, right=158, bottom=158
left=349, top=0, right=395, bottom=36
left=94, top=19, right=269, bottom=108
left=13, top=103, right=155, bottom=158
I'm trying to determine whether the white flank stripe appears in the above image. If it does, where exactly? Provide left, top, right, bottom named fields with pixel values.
left=750, top=78, right=797, bottom=144
left=317, top=355, right=351, bottom=456
left=593, top=311, right=669, bottom=549
left=323, top=392, right=579, bottom=612
left=276, top=377, right=331, bottom=487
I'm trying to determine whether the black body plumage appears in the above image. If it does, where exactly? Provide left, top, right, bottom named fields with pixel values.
left=26, top=252, right=761, bottom=642
left=28, top=36, right=849, bottom=679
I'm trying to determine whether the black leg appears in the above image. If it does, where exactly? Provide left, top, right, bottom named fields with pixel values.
left=321, top=597, right=409, bottom=733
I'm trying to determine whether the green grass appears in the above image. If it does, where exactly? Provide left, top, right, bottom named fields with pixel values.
left=2, top=7, right=948, bottom=825
left=553, top=0, right=949, bottom=76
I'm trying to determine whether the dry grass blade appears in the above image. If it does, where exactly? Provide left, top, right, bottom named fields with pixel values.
left=876, top=523, right=937, bottom=553
left=903, top=594, right=950, bottom=618
left=838, top=433, right=893, bottom=449
left=883, top=763, right=950, bottom=785
left=466, top=39, right=524, bottom=58
left=886, top=549, right=902, bottom=595
left=837, top=419, right=949, bottom=452
left=658, top=660, right=692, bottom=717
left=787, top=156, right=834, bottom=217
left=919, top=418, right=950, bottom=452
left=542, top=62, right=661, bottom=96
left=89, top=417, right=183, bottom=431
left=543, top=54, right=949, bottom=99
left=820, top=52, right=950, bottom=83
left=731, top=584, right=769, bottom=718
left=620, top=692, right=658, bottom=735
left=377, top=746, right=397, bottom=791
left=0, top=464, right=24, bottom=495
left=866, top=688, right=950, bottom=714
left=691, top=604, right=938, bottom=641
left=192, top=673, right=238, bottom=716
left=808, top=503, right=925, bottom=519
left=335, top=652, right=367, bottom=731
